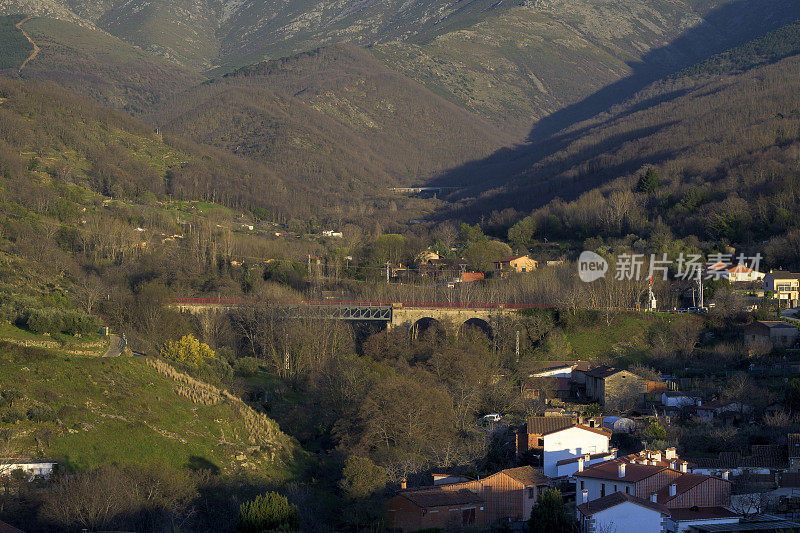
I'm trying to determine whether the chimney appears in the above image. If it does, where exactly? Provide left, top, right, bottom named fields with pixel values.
left=651, top=451, right=661, bottom=462
left=582, top=489, right=589, bottom=504
left=680, top=461, right=688, bottom=473
left=650, top=460, right=658, bottom=466
left=618, top=463, right=626, bottom=478
left=650, top=493, right=658, bottom=503
left=610, top=448, right=618, bottom=458
left=577, top=458, right=585, bottom=472
left=669, top=460, right=678, bottom=470
left=400, top=478, right=407, bottom=490
left=665, top=447, right=677, bottom=460
left=669, top=483, right=677, bottom=497
left=722, top=471, right=729, bottom=480
left=584, top=453, right=591, bottom=462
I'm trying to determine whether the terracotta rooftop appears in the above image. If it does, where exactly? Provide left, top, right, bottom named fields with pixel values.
left=577, top=491, right=669, bottom=516
left=669, top=506, right=740, bottom=521
left=654, top=473, right=720, bottom=504
left=400, top=488, right=483, bottom=508
left=525, top=416, right=577, bottom=435
left=575, top=460, right=668, bottom=483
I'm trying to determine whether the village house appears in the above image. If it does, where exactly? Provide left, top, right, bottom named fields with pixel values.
left=790, top=434, right=800, bottom=471
left=577, top=490, right=670, bottom=533
left=687, top=445, right=788, bottom=478
left=573, top=456, right=731, bottom=508
left=0, top=458, right=57, bottom=480
left=667, top=507, right=741, bottom=533
left=515, top=417, right=611, bottom=477
left=556, top=450, right=618, bottom=478
left=494, top=255, right=538, bottom=277
left=583, top=366, right=649, bottom=407
left=707, top=262, right=765, bottom=283
left=764, top=270, right=800, bottom=307
left=743, top=321, right=800, bottom=349
left=523, top=361, right=595, bottom=401
left=695, top=401, right=753, bottom=425
left=385, top=466, right=550, bottom=531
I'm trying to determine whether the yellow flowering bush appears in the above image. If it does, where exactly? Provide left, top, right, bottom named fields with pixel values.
left=161, top=334, right=215, bottom=366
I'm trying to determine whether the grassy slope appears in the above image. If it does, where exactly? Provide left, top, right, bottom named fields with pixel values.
left=0, top=330, right=298, bottom=477
left=0, top=15, right=33, bottom=70
left=18, top=17, right=203, bottom=114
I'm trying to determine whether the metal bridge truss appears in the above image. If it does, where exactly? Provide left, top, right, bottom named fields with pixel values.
left=277, top=304, right=392, bottom=322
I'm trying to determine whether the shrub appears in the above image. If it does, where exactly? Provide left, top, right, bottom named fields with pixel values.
left=237, top=492, right=300, bottom=533
left=27, top=405, right=56, bottom=422
left=234, top=357, right=261, bottom=377
left=24, top=308, right=99, bottom=335
left=1, top=410, right=25, bottom=424
left=161, top=335, right=215, bottom=366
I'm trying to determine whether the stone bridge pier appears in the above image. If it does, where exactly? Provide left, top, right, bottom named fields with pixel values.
left=389, top=304, right=510, bottom=338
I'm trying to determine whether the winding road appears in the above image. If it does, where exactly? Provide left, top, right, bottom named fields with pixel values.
left=15, top=16, right=40, bottom=71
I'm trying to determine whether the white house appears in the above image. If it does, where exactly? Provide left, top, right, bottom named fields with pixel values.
left=662, top=391, right=701, bottom=408
left=577, top=490, right=669, bottom=533
left=540, top=425, right=611, bottom=477
left=0, top=459, right=57, bottom=480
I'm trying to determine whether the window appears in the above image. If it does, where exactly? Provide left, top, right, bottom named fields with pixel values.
left=538, top=438, right=544, bottom=447
left=528, top=488, right=535, bottom=499
left=601, top=484, right=606, bottom=497
left=613, top=485, right=617, bottom=492
left=462, top=508, right=476, bottom=526
left=580, top=481, right=584, bottom=490
left=625, top=486, right=630, bottom=494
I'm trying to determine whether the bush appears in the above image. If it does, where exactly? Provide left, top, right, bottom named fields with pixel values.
left=1, top=410, right=25, bottom=424
left=237, top=492, right=300, bottom=533
left=27, top=404, right=56, bottom=422
left=25, top=308, right=99, bottom=335
left=161, top=335, right=215, bottom=366
left=234, top=357, right=261, bottom=377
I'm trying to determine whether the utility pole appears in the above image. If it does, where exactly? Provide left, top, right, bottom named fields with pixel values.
left=386, top=262, right=390, bottom=283
left=697, top=269, right=704, bottom=308
left=515, top=330, right=520, bottom=363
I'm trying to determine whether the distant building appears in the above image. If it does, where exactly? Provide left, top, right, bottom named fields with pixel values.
left=515, top=417, right=611, bottom=477
left=583, top=366, right=648, bottom=407
left=743, top=321, right=799, bottom=349
left=764, top=271, right=800, bottom=307
left=494, top=255, right=538, bottom=276
left=662, top=391, right=702, bottom=409
left=0, top=458, right=57, bottom=480
left=385, top=466, right=550, bottom=531
left=577, top=491, right=670, bottom=533
left=707, top=262, right=765, bottom=283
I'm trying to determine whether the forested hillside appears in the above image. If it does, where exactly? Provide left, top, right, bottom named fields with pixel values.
left=451, top=45, right=800, bottom=266
left=0, top=14, right=32, bottom=69
left=151, top=45, right=510, bottom=207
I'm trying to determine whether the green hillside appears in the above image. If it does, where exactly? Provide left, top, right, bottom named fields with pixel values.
left=0, top=15, right=33, bottom=70
left=0, top=339, right=298, bottom=476
left=20, top=17, right=203, bottom=113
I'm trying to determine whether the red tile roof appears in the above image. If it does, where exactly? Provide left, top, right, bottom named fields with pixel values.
left=653, top=473, right=730, bottom=505
left=669, top=507, right=740, bottom=521
left=575, top=460, right=668, bottom=483
left=525, top=416, right=577, bottom=435
left=577, top=491, right=669, bottom=516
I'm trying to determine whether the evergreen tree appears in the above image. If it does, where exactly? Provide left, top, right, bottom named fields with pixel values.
left=528, top=489, right=578, bottom=533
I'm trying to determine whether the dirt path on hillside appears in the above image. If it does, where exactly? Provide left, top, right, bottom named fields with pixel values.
left=15, top=16, right=40, bottom=71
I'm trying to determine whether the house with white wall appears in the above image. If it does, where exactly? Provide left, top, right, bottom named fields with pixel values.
left=662, top=391, right=701, bottom=408
left=556, top=450, right=617, bottom=478
left=666, top=507, right=740, bottom=532
left=536, top=424, right=611, bottom=477
left=577, top=491, right=669, bottom=533
left=0, top=458, right=57, bottom=480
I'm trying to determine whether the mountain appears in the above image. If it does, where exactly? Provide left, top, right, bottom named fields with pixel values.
left=373, top=0, right=800, bottom=136
left=14, top=16, right=202, bottom=113
left=149, top=44, right=511, bottom=211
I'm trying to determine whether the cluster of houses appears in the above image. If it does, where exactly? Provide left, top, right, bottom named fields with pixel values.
left=385, top=415, right=800, bottom=532
left=388, top=251, right=545, bottom=284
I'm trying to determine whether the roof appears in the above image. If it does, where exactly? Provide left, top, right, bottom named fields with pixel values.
left=541, top=424, right=611, bottom=438
left=669, top=507, right=740, bottom=521
left=525, top=416, right=577, bottom=435
left=499, top=465, right=550, bottom=486
left=653, top=473, right=720, bottom=504
left=577, top=491, right=669, bottom=517
left=663, top=391, right=699, bottom=398
left=754, top=320, right=798, bottom=329
left=690, top=515, right=800, bottom=531
left=575, top=460, right=667, bottom=483
left=557, top=451, right=615, bottom=466
left=584, top=366, right=641, bottom=379
left=495, top=255, right=531, bottom=263
left=400, top=488, right=483, bottom=508
left=768, top=270, right=800, bottom=280
left=687, top=448, right=787, bottom=469
left=528, top=360, right=593, bottom=373
left=0, top=520, right=25, bottom=533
